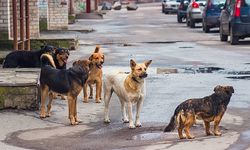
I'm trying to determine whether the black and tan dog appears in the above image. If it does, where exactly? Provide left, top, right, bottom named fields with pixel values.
left=3, top=45, right=54, bottom=68
left=52, top=48, right=70, bottom=100
left=83, top=45, right=104, bottom=103
left=164, top=85, right=234, bottom=139
left=53, top=48, right=70, bottom=69
left=39, top=55, right=90, bottom=125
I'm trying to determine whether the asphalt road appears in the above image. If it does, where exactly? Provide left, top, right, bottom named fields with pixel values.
left=1, top=3, right=250, bottom=150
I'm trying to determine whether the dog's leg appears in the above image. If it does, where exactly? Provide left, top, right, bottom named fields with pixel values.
left=120, top=99, right=129, bottom=123
left=46, top=92, right=54, bottom=117
left=127, top=102, right=135, bottom=129
left=135, top=99, right=143, bottom=127
left=40, top=85, right=49, bottom=118
left=83, top=83, right=89, bottom=103
left=68, top=95, right=77, bottom=125
left=204, top=121, right=212, bottom=136
left=88, top=84, right=93, bottom=99
left=104, top=87, right=113, bottom=123
left=184, top=113, right=195, bottom=139
left=95, top=80, right=102, bottom=103
left=73, top=97, right=81, bottom=124
left=213, top=112, right=224, bottom=136
left=178, top=125, right=185, bottom=139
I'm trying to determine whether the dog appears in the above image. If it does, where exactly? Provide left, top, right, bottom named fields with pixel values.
left=104, top=59, right=152, bottom=128
left=3, top=45, right=54, bottom=68
left=39, top=55, right=90, bottom=125
left=52, top=47, right=70, bottom=100
left=164, top=85, right=234, bottom=139
left=83, top=45, right=104, bottom=103
left=53, top=48, right=70, bottom=69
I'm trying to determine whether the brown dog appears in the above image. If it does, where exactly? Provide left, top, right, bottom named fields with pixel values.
left=83, top=45, right=104, bottom=103
left=40, top=56, right=90, bottom=125
left=164, top=85, right=234, bottom=139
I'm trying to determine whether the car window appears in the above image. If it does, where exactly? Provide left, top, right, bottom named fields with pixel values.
left=211, top=0, right=225, bottom=4
left=245, top=0, right=250, bottom=5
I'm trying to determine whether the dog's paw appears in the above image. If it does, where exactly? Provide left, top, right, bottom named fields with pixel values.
left=136, top=123, right=142, bottom=127
left=46, top=112, right=51, bottom=117
left=186, top=135, right=195, bottom=139
left=214, top=131, right=222, bottom=136
left=104, top=119, right=111, bottom=124
left=83, top=100, right=89, bottom=103
left=206, top=131, right=212, bottom=136
left=122, top=119, right=129, bottom=123
left=40, top=112, right=46, bottom=118
left=88, top=96, right=93, bottom=99
left=129, top=124, right=136, bottom=129
left=96, top=100, right=101, bottom=103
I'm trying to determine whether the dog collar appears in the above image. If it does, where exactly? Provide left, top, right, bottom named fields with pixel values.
left=132, top=76, right=140, bottom=83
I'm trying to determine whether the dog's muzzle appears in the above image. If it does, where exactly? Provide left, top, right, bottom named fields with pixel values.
left=139, top=73, right=148, bottom=79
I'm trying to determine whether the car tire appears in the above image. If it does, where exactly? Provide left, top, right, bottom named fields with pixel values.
left=165, top=11, right=169, bottom=14
left=177, top=15, right=182, bottom=23
left=190, top=19, right=195, bottom=28
left=230, top=27, right=239, bottom=45
left=220, top=26, right=228, bottom=41
left=202, top=20, right=210, bottom=33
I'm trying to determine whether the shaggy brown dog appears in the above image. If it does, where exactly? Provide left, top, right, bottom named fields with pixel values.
left=83, top=45, right=104, bottom=103
left=40, top=56, right=90, bottom=125
left=164, top=85, right=234, bottom=139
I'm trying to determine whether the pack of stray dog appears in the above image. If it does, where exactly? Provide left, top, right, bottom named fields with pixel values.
left=2, top=45, right=235, bottom=140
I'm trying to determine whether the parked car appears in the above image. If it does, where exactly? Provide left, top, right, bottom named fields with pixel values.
left=177, top=0, right=191, bottom=23
left=162, top=0, right=181, bottom=14
left=186, top=0, right=207, bottom=28
left=202, top=0, right=225, bottom=33
left=220, top=0, right=250, bottom=44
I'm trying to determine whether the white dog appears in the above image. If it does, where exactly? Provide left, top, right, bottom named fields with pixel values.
left=104, top=59, right=152, bottom=128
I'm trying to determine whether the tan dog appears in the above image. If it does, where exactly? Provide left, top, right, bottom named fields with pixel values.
left=104, top=59, right=152, bottom=128
left=83, top=46, right=104, bottom=103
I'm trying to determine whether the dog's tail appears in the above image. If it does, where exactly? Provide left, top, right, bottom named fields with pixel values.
left=40, top=53, right=56, bottom=68
left=164, top=107, right=183, bottom=132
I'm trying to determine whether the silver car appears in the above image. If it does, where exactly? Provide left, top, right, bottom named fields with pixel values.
left=162, top=0, right=181, bottom=14
left=186, top=0, right=206, bottom=28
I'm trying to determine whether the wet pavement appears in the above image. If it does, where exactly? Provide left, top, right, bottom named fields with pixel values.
left=1, top=3, right=250, bottom=150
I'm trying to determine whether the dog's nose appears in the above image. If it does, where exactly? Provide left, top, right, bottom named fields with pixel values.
left=101, top=61, right=104, bottom=64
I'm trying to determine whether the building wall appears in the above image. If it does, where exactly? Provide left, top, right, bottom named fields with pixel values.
left=5, top=0, right=40, bottom=39
left=48, top=1, right=68, bottom=30
left=0, top=0, right=9, bottom=33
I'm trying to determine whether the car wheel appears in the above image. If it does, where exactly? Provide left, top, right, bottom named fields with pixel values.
left=177, top=15, right=182, bottom=23
left=190, top=19, right=195, bottom=28
left=220, top=26, right=228, bottom=41
left=162, top=5, right=165, bottom=13
left=165, top=11, right=169, bottom=14
left=230, top=27, right=239, bottom=45
left=202, top=20, right=209, bottom=33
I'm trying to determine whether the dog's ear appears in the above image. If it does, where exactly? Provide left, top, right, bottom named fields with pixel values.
left=214, top=85, right=222, bottom=93
left=94, top=45, right=100, bottom=53
left=144, top=60, right=152, bottom=68
left=130, top=59, right=137, bottom=69
left=89, top=54, right=93, bottom=61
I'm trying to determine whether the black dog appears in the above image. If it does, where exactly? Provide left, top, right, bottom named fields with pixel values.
left=3, top=45, right=54, bottom=68
left=39, top=55, right=90, bottom=125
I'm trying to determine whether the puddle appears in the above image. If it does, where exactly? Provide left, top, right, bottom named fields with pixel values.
left=132, top=132, right=162, bottom=141
left=182, top=67, right=224, bottom=74
left=226, top=76, right=250, bottom=80
left=226, top=71, right=250, bottom=75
